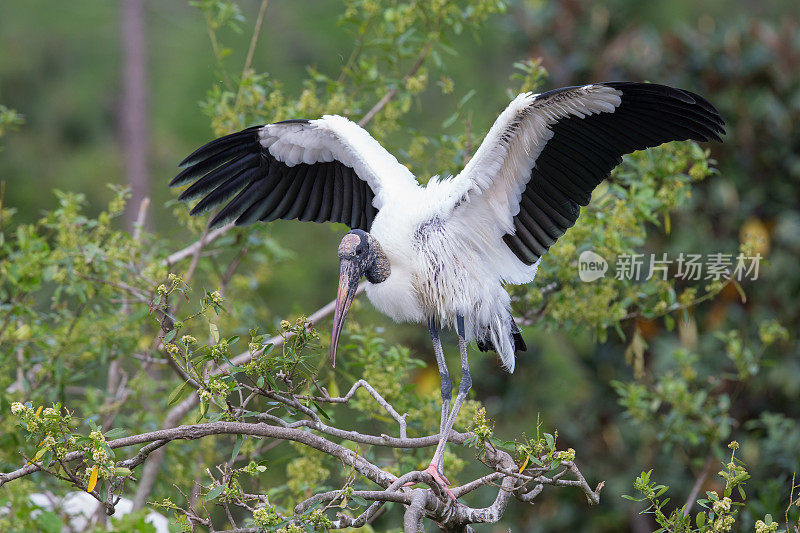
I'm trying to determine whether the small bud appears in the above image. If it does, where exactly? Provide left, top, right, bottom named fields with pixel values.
left=11, top=402, right=25, bottom=415
left=181, top=335, right=197, bottom=345
left=157, top=284, right=167, bottom=295
left=280, top=320, right=291, bottom=331
left=92, top=448, right=109, bottom=464
left=555, top=448, right=576, bottom=462
left=712, top=496, right=732, bottom=514
left=252, top=506, right=281, bottom=527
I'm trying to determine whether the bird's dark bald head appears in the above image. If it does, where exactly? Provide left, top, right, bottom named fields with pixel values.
left=338, top=229, right=370, bottom=261
left=337, top=229, right=389, bottom=284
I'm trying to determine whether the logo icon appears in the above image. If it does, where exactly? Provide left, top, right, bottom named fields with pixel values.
left=578, top=250, right=608, bottom=282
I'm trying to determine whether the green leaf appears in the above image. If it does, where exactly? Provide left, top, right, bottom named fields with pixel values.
left=206, top=485, right=225, bottom=501
left=731, top=279, right=747, bottom=303
left=312, top=401, right=331, bottom=421
left=696, top=511, right=706, bottom=527
left=33, top=446, right=48, bottom=462
left=104, top=428, right=126, bottom=439
left=441, top=112, right=459, bottom=129
left=113, top=466, right=132, bottom=476
left=230, top=434, right=244, bottom=464
left=457, top=89, right=476, bottom=107
left=351, top=495, right=369, bottom=506
left=209, top=322, right=220, bottom=344
left=168, top=380, right=192, bottom=406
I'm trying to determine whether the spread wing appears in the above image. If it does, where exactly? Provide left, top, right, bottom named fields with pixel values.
left=448, top=82, right=725, bottom=268
left=171, top=115, right=419, bottom=230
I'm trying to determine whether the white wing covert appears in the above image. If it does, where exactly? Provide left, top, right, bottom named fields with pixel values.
left=447, top=82, right=725, bottom=269
left=171, top=115, right=419, bottom=230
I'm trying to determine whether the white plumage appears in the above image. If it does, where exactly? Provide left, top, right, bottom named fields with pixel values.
left=172, top=81, right=724, bottom=492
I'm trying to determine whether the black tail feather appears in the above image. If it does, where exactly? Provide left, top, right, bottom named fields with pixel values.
left=476, top=317, right=527, bottom=353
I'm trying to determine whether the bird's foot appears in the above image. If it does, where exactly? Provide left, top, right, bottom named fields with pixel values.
left=420, top=463, right=455, bottom=500
left=400, top=464, right=455, bottom=499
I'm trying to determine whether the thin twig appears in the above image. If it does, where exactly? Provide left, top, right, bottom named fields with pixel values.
left=163, top=224, right=234, bottom=266
left=684, top=454, right=715, bottom=515
left=234, top=0, right=270, bottom=113
left=132, top=197, right=150, bottom=242
left=358, top=42, right=432, bottom=127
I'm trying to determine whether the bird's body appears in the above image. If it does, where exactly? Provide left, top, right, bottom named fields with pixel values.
left=172, top=81, right=724, bottom=495
left=366, top=178, right=531, bottom=369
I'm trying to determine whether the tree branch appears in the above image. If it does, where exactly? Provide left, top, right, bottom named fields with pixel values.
left=163, top=223, right=234, bottom=267
left=404, top=489, right=427, bottom=533
left=683, top=454, right=715, bottom=516
left=358, top=42, right=432, bottom=128
left=3, top=390, right=602, bottom=532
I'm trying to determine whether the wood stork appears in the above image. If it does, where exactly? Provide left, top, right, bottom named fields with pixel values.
left=171, top=82, right=724, bottom=496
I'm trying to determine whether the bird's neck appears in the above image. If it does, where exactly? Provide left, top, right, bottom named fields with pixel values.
left=365, top=235, right=390, bottom=284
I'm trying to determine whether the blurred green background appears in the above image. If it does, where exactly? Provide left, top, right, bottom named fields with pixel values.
left=2, top=0, right=799, bottom=531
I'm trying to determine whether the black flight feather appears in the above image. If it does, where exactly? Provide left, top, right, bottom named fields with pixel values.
left=171, top=122, right=380, bottom=232
left=503, top=82, right=725, bottom=265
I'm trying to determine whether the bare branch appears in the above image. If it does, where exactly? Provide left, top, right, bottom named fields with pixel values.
left=2, top=420, right=415, bottom=499
left=299, top=379, right=408, bottom=438
left=404, top=489, right=427, bottom=533
left=358, top=42, right=432, bottom=128
left=163, top=223, right=234, bottom=267
left=3, top=392, right=602, bottom=532
left=683, top=454, right=715, bottom=516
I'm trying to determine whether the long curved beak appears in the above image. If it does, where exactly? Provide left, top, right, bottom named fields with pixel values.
left=330, top=260, right=360, bottom=367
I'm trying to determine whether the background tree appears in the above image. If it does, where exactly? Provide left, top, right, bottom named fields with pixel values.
left=0, top=0, right=798, bottom=531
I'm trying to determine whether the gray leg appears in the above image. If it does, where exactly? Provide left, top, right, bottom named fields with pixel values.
left=428, top=317, right=452, bottom=455
left=429, top=315, right=472, bottom=479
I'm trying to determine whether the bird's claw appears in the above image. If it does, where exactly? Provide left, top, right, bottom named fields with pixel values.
left=411, top=463, right=455, bottom=500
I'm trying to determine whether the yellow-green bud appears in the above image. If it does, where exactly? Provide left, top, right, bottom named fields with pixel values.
left=713, top=496, right=732, bottom=513
left=92, top=448, right=109, bottom=463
